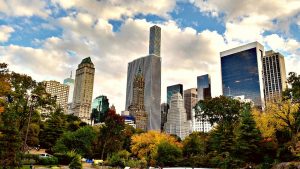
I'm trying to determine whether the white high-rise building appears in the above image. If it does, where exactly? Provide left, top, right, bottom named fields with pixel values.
left=43, top=80, right=69, bottom=113
left=72, top=57, right=95, bottom=123
left=164, top=93, right=190, bottom=140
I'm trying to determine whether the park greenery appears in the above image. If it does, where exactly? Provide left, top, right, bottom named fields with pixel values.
left=1, top=63, right=300, bottom=168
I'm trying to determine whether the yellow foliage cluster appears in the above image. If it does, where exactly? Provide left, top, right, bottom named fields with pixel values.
left=252, top=100, right=300, bottom=138
left=131, top=130, right=182, bottom=164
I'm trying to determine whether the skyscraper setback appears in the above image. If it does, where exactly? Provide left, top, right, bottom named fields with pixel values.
left=221, top=42, right=265, bottom=108
left=125, top=25, right=161, bottom=130
left=263, top=50, right=287, bottom=101
left=72, top=57, right=95, bottom=122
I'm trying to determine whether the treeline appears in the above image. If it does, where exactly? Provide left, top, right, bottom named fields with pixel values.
left=1, top=63, right=300, bottom=169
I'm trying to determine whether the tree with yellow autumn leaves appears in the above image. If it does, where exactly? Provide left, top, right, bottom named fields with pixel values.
left=131, top=130, right=182, bottom=166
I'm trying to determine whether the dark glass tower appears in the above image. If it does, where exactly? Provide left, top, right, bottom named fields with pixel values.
left=167, top=84, right=183, bottom=105
left=221, top=42, right=265, bottom=108
left=91, top=95, right=109, bottom=124
left=197, top=74, right=211, bottom=101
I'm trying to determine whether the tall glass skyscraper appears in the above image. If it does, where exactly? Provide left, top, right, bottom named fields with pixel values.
left=167, top=84, right=183, bottom=105
left=91, top=95, right=109, bottom=124
left=197, top=74, right=211, bottom=101
left=125, top=25, right=161, bottom=131
left=221, top=42, right=265, bottom=108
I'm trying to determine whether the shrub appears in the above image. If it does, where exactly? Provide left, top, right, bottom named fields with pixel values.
left=38, top=156, right=58, bottom=165
left=69, top=154, right=82, bottom=169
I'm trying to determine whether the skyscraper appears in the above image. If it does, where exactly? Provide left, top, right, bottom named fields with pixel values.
left=164, top=93, right=190, bottom=140
left=263, top=50, right=287, bottom=101
left=128, top=68, right=148, bottom=131
left=221, top=42, right=265, bottom=108
left=63, top=72, right=75, bottom=104
left=193, top=74, right=212, bottom=132
left=91, top=95, right=109, bottom=124
left=149, top=25, right=161, bottom=57
left=167, top=84, right=183, bottom=105
left=197, top=74, right=211, bottom=101
left=184, top=88, right=198, bottom=120
left=72, top=57, right=95, bottom=122
left=43, top=80, right=69, bottom=113
left=125, top=25, right=161, bottom=130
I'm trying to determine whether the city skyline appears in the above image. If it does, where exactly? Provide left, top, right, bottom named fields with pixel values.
left=0, top=1, right=299, bottom=112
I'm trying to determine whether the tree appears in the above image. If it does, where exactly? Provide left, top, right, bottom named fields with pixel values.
left=156, top=141, right=182, bottom=167
left=94, top=109, right=125, bottom=159
left=195, top=96, right=244, bottom=128
left=182, top=132, right=208, bottom=158
left=39, top=108, right=66, bottom=150
left=233, top=105, right=263, bottom=165
left=131, top=131, right=182, bottom=166
left=53, top=126, right=96, bottom=158
left=283, top=72, right=300, bottom=101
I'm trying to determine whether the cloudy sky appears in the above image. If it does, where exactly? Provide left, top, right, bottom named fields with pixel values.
left=0, top=0, right=299, bottom=112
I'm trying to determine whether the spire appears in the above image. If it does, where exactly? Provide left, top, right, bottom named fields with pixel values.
left=70, top=71, right=72, bottom=78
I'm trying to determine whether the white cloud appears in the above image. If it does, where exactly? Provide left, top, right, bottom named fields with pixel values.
left=264, top=34, right=300, bottom=54
left=0, top=0, right=50, bottom=18
left=0, top=25, right=14, bottom=42
left=52, top=0, right=176, bottom=20
left=0, top=16, right=229, bottom=112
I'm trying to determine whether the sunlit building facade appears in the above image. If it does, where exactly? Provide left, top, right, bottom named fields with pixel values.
left=263, top=50, right=287, bottom=102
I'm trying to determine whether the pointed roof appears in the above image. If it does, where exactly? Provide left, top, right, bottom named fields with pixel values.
left=80, top=57, right=93, bottom=65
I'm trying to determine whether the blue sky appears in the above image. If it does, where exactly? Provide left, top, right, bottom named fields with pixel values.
left=0, top=0, right=299, bottom=111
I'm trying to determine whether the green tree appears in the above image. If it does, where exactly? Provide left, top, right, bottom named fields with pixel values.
left=156, top=141, right=182, bottom=167
left=53, top=126, right=96, bottom=158
left=283, top=72, right=300, bottom=101
left=182, top=132, right=208, bottom=158
left=69, top=154, right=82, bottom=169
left=39, top=108, right=66, bottom=150
left=233, top=105, right=263, bottom=165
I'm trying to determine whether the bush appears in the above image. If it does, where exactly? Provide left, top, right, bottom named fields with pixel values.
left=54, top=153, right=73, bottom=165
left=69, top=155, right=82, bottom=169
left=38, top=156, right=58, bottom=165
left=107, top=153, right=125, bottom=167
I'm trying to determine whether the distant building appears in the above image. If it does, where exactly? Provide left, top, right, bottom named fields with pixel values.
left=128, top=68, right=148, bottom=131
left=63, top=72, right=75, bottom=104
left=263, top=50, right=287, bottom=102
left=191, top=108, right=212, bottom=132
left=160, top=103, right=168, bottom=131
left=184, top=88, right=198, bottom=120
left=72, top=57, right=95, bottom=123
left=91, top=95, right=109, bottom=125
left=164, top=93, right=190, bottom=140
left=192, top=74, right=212, bottom=132
left=125, top=25, right=161, bottom=130
left=197, top=74, right=211, bottom=101
left=43, top=80, right=69, bottom=113
left=167, top=84, right=183, bottom=105
left=221, top=42, right=265, bottom=108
